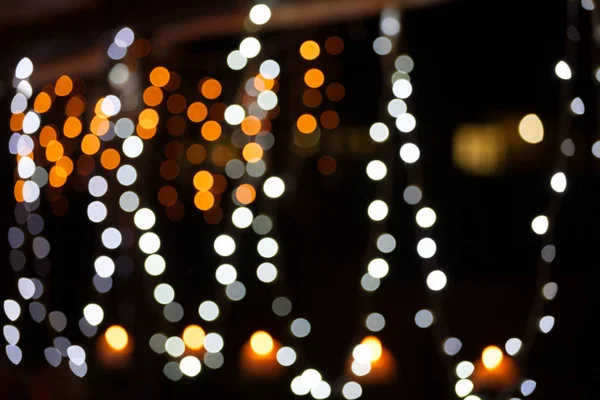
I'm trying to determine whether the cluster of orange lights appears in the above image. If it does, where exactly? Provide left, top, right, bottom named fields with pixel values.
left=296, top=39, right=344, bottom=136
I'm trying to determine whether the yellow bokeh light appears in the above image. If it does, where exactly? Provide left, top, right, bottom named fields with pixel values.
left=242, top=142, right=263, bottom=163
left=193, top=170, right=214, bottom=191
left=183, top=325, right=206, bottom=350
left=250, top=331, right=274, bottom=356
left=300, top=40, right=320, bottom=60
left=361, top=336, right=383, bottom=363
left=482, top=345, right=503, bottom=370
left=139, top=109, right=159, bottom=130
left=297, top=114, right=317, bottom=134
left=105, top=325, right=129, bottom=351
left=518, top=114, right=544, bottom=144
left=304, top=68, right=325, bottom=88
left=150, top=67, right=170, bottom=88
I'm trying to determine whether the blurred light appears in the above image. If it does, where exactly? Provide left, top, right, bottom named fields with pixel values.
left=361, top=273, right=380, bottom=292
left=94, top=256, right=115, bottom=278
left=260, top=60, right=280, bottom=79
left=204, top=333, right=224, bottom=353
left=399, top=143, right=420, bottom=163
left=387, top=98, right=407, bottom=117
left=366, top=313, right=385, bottom=332
left=164, top=361, right=183, bottom=381
left=416, top=207, right=436, bottom=228
left=225, top=104, right=245, bottom=125
left=396, top=113, right=416, bottom=132
left=277, top=346, right=297, bottom=366
left=518, top=114, right=544, bottom=144
left=180, top=356, right=201, bottom=377
left=521, top=380, right=536, bottom=396
left=367, top=200, right=388, bottom=221
left=145, top=254, right=166, bottom=276
left=505, top=338, right=522, bottom=356
left=443, top=338, right=462, bottom=355
left=426, top=270, right=447, bottom=291
left=539, top=316, right=555, bottom=333
left=311, top=381, right=331, bottom=399
left=183, top=325, right=205, bottom=350
left=300, top=41, right=320, bottom=60
left=291, top=318, right=311, bottom=338
left=15, top=57, right=33, bottom=79
left=403, top=185, right=422, bottom=205
left=226, top=281, right=246, bottom=301
left=555, top=61, right=572, bottom=80
left=240, top=37, right=261, bottom=58
left=592, top=140, right=600, bottom=158
left=381, top=16, right=401, bottom=36
left=456, top=361, right=474, bottom=378
left=542, top=282, right=558, bottom=300
left=366, top=160, right=387, bottom=180
left=199, top=301, right=220, bottom=322
left=550, top=172, right=567, bottom=193
left=4, top=300, right=20, bottom=321
left=216, top=264, right=237, bottom=285
left=257, top=262, right=278, bottom=283
left=83, top=304, right=104, bottom=326
left=291, top=376, right=310, bottom=395
left=373, top=36, right=392, bottom=55
left=367, top=258, right=389, bottom=279
left=417, top=237, right=436, bottom=258
left=395, top=55, right=414, bottom=72
left=393, top=79, right=412, bottom=99
left=105, top=325, right=128, bottom=351
left=165, top=336, right=185, bottom=357
left=377, top=234, right=396, bottom=253
left=482, top=346, right=503, bottom=370
left=250, top=331, right=274, bottom=355
left=369, top=122, right=389, bottom=142
left=204, top=352, right=224, bottom=369
left=154, top=283, right=175, bottom=304
left=415, top=309, right=433, bottom=328
left=351, top=360, right=371, bottom=376
left=263, top=176, right=285, bottom=198
left=531, top=215, right=549, bottom=235
left=342, top=382, right=362, bottom=399
left=570, top=97, right=585, bottom=115
left=273, top=297, right=292, bottom=316
left=227, top=50, right=247, bottom=70
left=455, top=379, right=474, bottom=397
left=214, top=235, right=236, bottom=256
left=361, top=336, right=383, bottom=362
left=561, top=138, right=575, bottom=156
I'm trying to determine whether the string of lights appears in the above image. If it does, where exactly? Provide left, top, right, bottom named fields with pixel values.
left=392, top=2, right=580, bottom=399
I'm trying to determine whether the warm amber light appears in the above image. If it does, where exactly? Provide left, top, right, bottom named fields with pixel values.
left=81, top=134, right=101, bottom=155
left=201, top=120, right=222, bottom=141
left=193, top=170, right=214, bottom=191
left=482, top=346, right=504, bottom=370
left=187, top=102, right=208, bottom=123
left=66, top=96, right=85, bottom=117
left=46, top=140, right=64, bottom=162
left=139, top=109, right=159, bottom=130
left=90, top=116, right=110, bottom=136
left=242, top=142, right=263, bottom=163
left=297, top=114, right=317, bottom=134
left=150, top=67, right=170, bottom=88
left=250, top=331, right=274, bottom=356
left=361, top=336, right=383, bottom=362
left=300, top=40, right=320, bottom=60
left=10, top=113, right=25, bottom=131
left=34, top=92, right=52, bottom=113
left=14, top=180, right=25, bottom=202
left=100, top=149, right=121, bottom=170
left=194, top=191, right=215, bottom=210
left=105, top=325, right=129, bottom=351
left=63, top=117, right=82, bottom=138
left=56, top=156, right=73, bottom=176
left=55, top=75, right=73, bottom=96
left=304, top=68, right=325, bottom=88
left=183, top=325, right=206, bottom=350
left=236, top=184, right=256, bottom=205
left=201, top=79, right=222, bottom=100
left=241, top=116, right=262, bottom=136
left=518, top=114, right=544, bottom=144
left=143, top=86, right=163, bottom=106
left=254, top=75, right=274, bottom=92
left=39, top=126, right=57, bottom=147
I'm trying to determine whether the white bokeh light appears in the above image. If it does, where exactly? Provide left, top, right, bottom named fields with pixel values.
left=249, top=4, right=271, bottom=25
left=417, top=237, right=436, bottom=258
left=214, top=235, right=236, bottom=257
left=400, top=143, right=420, bottom=163
left=240, top=37, right=261, bottom=58
left=416, top=207, right=436, bottom=228
left=550, top=172, right=567, bottom=193
left=367, top=258, right=389, bottom=279
left=367, top=200, right=388, bottom=221
left=531, top=215, right=549, bottom=235
left=369, top=122, right=389, bottom=143
left=263, top=177, right=285, bottom=198
left=366, top=160, right=387, bottom=181
left=426, top=270, right=447, bottom=291
left=555, top=61, right=572, bottom=80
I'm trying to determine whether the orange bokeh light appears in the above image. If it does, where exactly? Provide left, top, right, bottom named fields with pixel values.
left=241, top=116, right=262, bottom=136
left=201, top=120, right=222, bottom=141
left=193, top=170, right=214, bottom=191
left=34, top=92, right=52, bottom=113
left=236, top=184, right=256, bottom=205
left=242, top=142, right=263, bottom=163
left=300, top=40, right=320, bottom=60
left=194, top=191, right=215, bottom=210
left=55, top=75, right=73, bottom=96
left=187, top=102, right=208, bottom=123
left=201, top=79, right=222, bottom=100
left=105, top=326, right=129, bottom=352
left=183, top=325, right=206, bottom=350
left=143, top=86, right=163, bottom=106
left=150, top=67, right=170, bottom=88
left=100, top=149, right=121, bottom=170
left=297, top=114, right=317, bottom=134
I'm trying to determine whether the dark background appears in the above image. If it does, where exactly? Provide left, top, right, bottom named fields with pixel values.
left=1, top=0, right=599, bottom=398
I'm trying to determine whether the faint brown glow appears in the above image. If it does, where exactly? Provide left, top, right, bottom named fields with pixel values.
left=303, top=89, right=323, bottom=108
left=453, top=123, right=506, bottom=176
left=167, top=115, right=187, bottom=136
left=203, top=206, right=223, bottom=224
left=239, top=333, right=283, bottom=380
left=326, top=82, right=345, bottom=101
left=320, top=110, right=340, bottom=130
left=325, top=36, right=344, bottom=55
left=158, top=186, right=178, bottom=206
left=212, top=146, right=233, bottom=166
left=317, top=156, right=337, bottom=175
left=131, top=38, right=152, bottom=59
left=167, top=94, right=187, bottom=114
left=160, top=160, right=180, bottom=180
left=186, top=144, right=207, bottom=164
